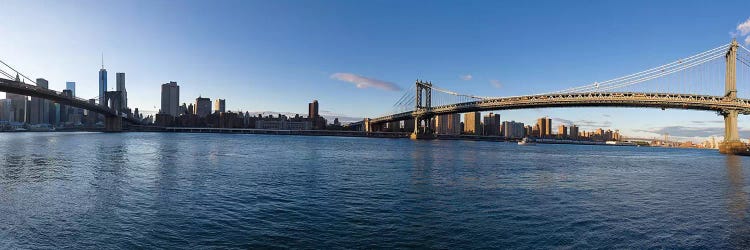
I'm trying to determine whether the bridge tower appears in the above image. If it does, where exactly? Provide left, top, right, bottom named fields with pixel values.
left=104, top=91, right=124, bottom=132
left=411, top=80, right=435, bottom=139
left=719, top=39, right=745, bottom=154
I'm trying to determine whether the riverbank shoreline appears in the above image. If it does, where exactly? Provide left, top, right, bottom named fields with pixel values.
left=1, top=128, right=659, bottom=148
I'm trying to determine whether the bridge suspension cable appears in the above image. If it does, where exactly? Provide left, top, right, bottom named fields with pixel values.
left=738, top=44, right=750, bottom=68
left=429, top=85, right=486, bottom=100
left=382, top=41, right=749, bottom=117
left=738, top=44, right=750, bottom=99
left=547, top=43, right=730, bottom=94
left=0, top=58, right=37, bottom=84
left=594, top=53, right=725, bottom=92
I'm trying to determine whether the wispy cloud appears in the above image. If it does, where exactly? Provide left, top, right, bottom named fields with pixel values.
left=633, top=125, right=750, bottom=139
left=552, top=117, right=573, bottom=126
left=551, top=117, right=611, bottom=128
left=330, top=73, right=401, bottom=91
left=635, top=126, right=726, bottom=138
left=738, top=17, right=750, bottom=36
left=489, top=79, right=502, bottom=88
left=460, top=74, right=473, bottom=81
left=574, top=119, right=612, bottom=128
left=735, top=17, right=750, bottom=45
left=690, top=120, right=723, bottom=125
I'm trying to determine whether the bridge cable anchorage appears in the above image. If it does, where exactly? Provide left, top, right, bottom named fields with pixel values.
left=543, top=43, right=730, bottom=94
left=0, top=58, right=37, bottom=85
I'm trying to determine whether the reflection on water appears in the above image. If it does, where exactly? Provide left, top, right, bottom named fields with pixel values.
left=1, top=132, right=750, bottom=248
left=726, top=155, right=750, bottom=247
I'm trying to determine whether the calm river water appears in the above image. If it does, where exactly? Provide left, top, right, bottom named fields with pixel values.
left=1, top=132, right=749, bottom=248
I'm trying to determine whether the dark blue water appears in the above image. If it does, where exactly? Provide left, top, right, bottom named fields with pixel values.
left=1, top=132, right=749, bottom=248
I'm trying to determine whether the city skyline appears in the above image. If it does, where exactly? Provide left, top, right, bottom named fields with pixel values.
left=2, top=1, right=750, bottom=141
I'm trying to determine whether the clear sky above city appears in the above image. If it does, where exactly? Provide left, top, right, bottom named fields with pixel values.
left=2, top=0, right=750, bottom=141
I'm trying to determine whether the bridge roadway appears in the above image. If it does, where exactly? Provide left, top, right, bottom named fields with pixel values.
left=0, top=78, right=140, bottom=124
left=370, top=92, right=750, bottom=124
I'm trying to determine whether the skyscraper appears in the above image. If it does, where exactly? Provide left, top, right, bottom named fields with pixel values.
left=502, top=121, right=525, bottom=139
left=65, top=82, right=76, bottom=97
left=536, top=116, right=552, bottom=137
left=30, top=78, right=50, bottom=124
left=0, top=99, right=12, bottom=122
left=536, top=117, right=546, bottom=137
left=436, top=113, right=461, bottom=135
left=6, top=92, right=27, bottom=123
left=558, top=124, right=567, bottom=138
left=61, top=90, right=73, bottom=124
left=214, top=99, right=225, bottom=113
left=463, top=112, right=481, bottom=135
left=6, top=74, right=27, bottom=123
left=99, top=61, right=107, bottom=106
left=308, top=100, right=325, bottom=129
left=483, top=112, right=501, bottom=136
left=308, top=100, right=319, bottom=119
left=53, top=103, right=60, bottom=126
left=195, top=96, right=212, bottom=117
left=524, top=125, right=532, bottom=137
left=160, top=81, right=180, bottom=116
left=569, top=125, right=579, bottom=139
left=116, top=73, right=127, bottom=109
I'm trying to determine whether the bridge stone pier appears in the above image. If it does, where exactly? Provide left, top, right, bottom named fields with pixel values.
left=719, top=40, right=746, bottom=154
left=104, top=91, right=124, bottom=132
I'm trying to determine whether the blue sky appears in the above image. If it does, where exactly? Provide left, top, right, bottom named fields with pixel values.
left=2, top=0, right=750, bottom=141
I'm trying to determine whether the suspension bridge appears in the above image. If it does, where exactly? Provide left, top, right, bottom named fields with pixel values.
left=362, top=39, right=750, bottom=154
left=0, top=60, right=139, bottom=131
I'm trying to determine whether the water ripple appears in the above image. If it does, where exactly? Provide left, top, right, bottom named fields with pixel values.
left=0, top=133, right=749, bottom=248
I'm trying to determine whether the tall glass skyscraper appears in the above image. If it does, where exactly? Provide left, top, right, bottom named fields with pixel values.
left=65, top=82, right=76, bottom=97
left=99, top=68, right=107, bottom=106
left=116, top=73, right=127, bottom=109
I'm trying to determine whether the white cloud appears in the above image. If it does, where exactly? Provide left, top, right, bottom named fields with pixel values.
left=330, top=73, right=401, bottom=91
left=489, top=79, right=502, bottom=88
left=738, top=17, right=750, bottom=36
left=460, top=74, right=473, bottom=81
left=745, top=35, right=750, bottom=46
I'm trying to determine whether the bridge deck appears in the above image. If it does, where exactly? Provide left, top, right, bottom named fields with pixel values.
left=0, top=78, right=140, bottom=124
left=371, top=92, right=750, bottom=123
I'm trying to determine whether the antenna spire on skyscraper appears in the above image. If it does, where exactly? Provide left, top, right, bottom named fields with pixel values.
left=101, top=52, right=104, bottom=69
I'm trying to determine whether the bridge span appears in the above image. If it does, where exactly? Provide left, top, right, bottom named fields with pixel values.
left=0, top=77, right=140, bottom=131
left=370, top=92, right=750, bottom=124
left=364, top=39, right=750, bottom=154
